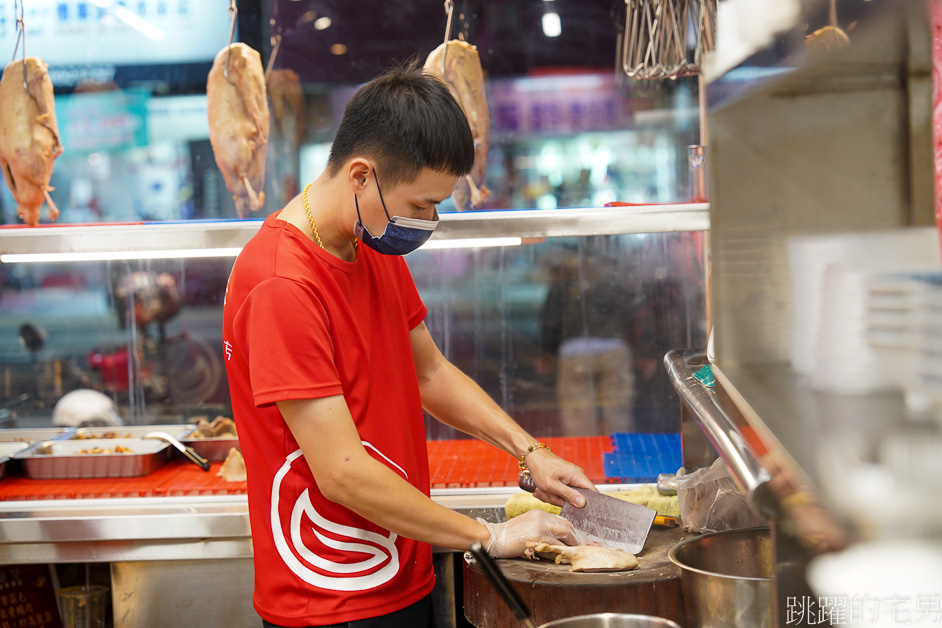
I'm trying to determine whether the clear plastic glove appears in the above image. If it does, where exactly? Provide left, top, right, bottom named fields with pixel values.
left=478, top=509, right=586, bottom=558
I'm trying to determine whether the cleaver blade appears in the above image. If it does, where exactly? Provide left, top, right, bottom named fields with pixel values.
left=560, top=487, right=656, bottom=555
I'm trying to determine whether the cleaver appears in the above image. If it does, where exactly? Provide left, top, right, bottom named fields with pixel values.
left=560, top=487, right=656, bottom=555
left=519, top=475, right=656, bottom=555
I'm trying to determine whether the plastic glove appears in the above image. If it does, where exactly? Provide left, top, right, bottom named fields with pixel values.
left=478, top=509, right=586, bottom=558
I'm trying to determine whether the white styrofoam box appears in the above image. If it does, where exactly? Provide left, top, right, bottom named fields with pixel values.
left=788, top=227, right=942, bottom=380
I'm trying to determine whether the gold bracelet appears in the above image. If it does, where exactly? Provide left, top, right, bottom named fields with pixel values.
left=517, top=442, right=550, bottom=471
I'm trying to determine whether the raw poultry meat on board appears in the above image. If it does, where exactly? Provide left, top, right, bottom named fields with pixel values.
left=525, top=541, right=639, bottom=573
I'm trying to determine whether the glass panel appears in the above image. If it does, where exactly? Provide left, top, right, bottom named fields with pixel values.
left=0, top=258, right=233, bottom=427
left=409, top=232, right=707, bottom=439
left=0, top=232, right=705, bottom=440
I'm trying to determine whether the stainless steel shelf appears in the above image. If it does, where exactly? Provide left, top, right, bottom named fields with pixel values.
left=0, top=204, right=709, bottom=256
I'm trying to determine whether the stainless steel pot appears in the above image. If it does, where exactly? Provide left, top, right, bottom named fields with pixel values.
left=540, top=613, right=682, bottom=627
left=668, top=527, right=773, bottom=628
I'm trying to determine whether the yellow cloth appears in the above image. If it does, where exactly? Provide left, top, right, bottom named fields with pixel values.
left=505, top=484, right=680, bottom=520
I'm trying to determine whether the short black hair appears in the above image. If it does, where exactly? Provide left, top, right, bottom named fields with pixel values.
left=326, top=61, right=475, bottom=189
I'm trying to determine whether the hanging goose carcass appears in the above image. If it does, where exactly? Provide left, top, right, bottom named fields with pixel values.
left=425, top=40, right=490, bottom=211
left=267, top=68, right=305, bottom=149
left=207, top=43, right=269, bottom=218
left=0, top=58, right=63, bottom=226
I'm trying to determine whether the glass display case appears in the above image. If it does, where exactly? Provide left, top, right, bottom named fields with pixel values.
left=0, top=206, right=708, bottom=440
left=0, top=0, right=708, bottom=446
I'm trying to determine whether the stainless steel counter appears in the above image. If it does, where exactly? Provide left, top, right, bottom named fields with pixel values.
left=0, top=488, right=524, bottom=628
left=0, top=487, right=515, bottom=564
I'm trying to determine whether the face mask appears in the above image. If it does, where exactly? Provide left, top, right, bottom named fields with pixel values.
left=354, top=169, right=439, bottom=256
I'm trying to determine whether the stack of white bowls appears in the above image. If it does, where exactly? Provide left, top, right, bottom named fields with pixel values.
left=787, top=227, right=942, bottom=396
left=865, top=270, right=942, bottom=419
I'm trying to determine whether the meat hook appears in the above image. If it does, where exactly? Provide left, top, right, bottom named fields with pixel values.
left=440, top=0, right=454, bottom=75
left=264, top=34, right=281, bottom=81
left=10, top=0, right=27, bottom=92
left=224, top=0, right=238, bottom=85
left=264, top=0, right=282, bottom=81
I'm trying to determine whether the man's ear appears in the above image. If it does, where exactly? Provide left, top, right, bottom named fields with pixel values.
left=347, top=159, right=372, bottom=191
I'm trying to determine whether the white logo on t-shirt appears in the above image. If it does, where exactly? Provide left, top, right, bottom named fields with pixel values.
left=270, top=447, right=403, bottom=591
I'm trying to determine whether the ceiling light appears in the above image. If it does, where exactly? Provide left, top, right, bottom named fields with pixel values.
left=542, top=11, right=561, bottom=38
left=330, top=44, right=348, bottom=55
left=0, top=248, right=244, bottom=264
left=314, top=17, right=331, bottom=30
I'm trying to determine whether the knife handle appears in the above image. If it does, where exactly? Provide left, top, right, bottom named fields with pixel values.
left=518, top=472, right=536, bottom=493
left=469, top=543, right=536, bottom=628
left=654, top=515, right=679, bottom=527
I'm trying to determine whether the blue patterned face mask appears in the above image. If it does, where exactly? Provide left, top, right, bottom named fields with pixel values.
left=353, top=169, right=438, bottom=256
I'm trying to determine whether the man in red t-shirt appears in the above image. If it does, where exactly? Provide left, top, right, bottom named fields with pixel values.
left=223, top=63, right=595, bottom=628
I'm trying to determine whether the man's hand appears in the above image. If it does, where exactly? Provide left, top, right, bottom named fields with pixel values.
left=525, top=448, right=597, bottom=508
left=479, top=510, right=585, bottom=558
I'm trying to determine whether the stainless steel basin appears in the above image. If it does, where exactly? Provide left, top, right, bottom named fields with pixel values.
left=668, top=527, right=773, bottom=628
left=540, top=614, right=682, bottom=628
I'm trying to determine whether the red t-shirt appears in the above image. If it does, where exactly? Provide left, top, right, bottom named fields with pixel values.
left=222, top=211, right=433, bottom=626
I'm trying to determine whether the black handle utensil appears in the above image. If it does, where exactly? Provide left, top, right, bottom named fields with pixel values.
left=469, top=542, right=536, bottom=628
left=145, top=431, right=211, bottom=471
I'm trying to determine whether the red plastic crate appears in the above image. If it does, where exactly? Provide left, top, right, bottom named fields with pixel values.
left=0, top=436, right=614, bottom=499
left=427, top=436, right=613, bottom=489
left=0, top=460, right=247, bottom=500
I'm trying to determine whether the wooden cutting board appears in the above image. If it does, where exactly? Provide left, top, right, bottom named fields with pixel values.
left=463, top=525, right=694, bottom=627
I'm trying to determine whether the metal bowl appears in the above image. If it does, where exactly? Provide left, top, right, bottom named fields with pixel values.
left=668, top=526, right=773, bottom=628
left=539, top=614, right=682, bottom=628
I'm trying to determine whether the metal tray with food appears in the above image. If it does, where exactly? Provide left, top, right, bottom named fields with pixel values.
left=180, top=416, right=239, bottom=461
left=70, top=425, right=193, bottom=440
left=179, top=437, right=241, bottom=462
left=0, top=427, right=74, bottom=443
left=15, top=438, right=172, bottom=479
left=0, top=441, right=33, bottom=479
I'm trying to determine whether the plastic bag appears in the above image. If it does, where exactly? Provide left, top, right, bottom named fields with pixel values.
left=675, top=457, right=768, bottom=533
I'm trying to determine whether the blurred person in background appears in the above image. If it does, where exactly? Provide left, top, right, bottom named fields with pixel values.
left=538, top=239, right=637, bottom=436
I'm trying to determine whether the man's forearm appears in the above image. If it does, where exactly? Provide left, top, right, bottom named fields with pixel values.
left=313, top=448, right=489, bottom=551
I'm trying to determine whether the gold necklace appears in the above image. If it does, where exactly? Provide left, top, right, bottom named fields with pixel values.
left=302, top=183, right=357, bottom=253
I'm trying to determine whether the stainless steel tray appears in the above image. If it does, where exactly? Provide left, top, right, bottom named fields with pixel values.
left=70, top=425, right=193, bottom=440
left=0, top=427, right=73, bottom=443
left=15, top=438, right=171, bottom=479
left=179, top=436, right=240, bottom=462
left=0, top=441, right=32, bottom=479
